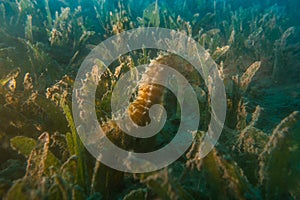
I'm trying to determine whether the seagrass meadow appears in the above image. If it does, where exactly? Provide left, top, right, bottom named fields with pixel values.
left=0, top=0, right=300, bottom=199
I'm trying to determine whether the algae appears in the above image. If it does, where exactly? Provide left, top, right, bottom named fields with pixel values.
left=0, top=0, right=299, bottom=199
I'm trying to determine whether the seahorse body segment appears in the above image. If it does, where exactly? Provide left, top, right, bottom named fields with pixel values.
left=129, top=54, right=201, bottom=125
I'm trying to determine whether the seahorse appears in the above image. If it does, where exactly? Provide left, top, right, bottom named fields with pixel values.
left=127, top=62, right=166, bottom=126
left=103, top=54, right=202, bottom=153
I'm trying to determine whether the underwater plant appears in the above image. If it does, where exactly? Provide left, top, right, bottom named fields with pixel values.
left=0, top=0, right=299, bottom=199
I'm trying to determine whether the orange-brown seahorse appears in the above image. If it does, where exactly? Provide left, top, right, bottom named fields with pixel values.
left=103, top=54, right=201, bottom=152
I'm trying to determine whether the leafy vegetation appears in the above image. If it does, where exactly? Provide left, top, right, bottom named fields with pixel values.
left=0, top=0, right=299, bottom=199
